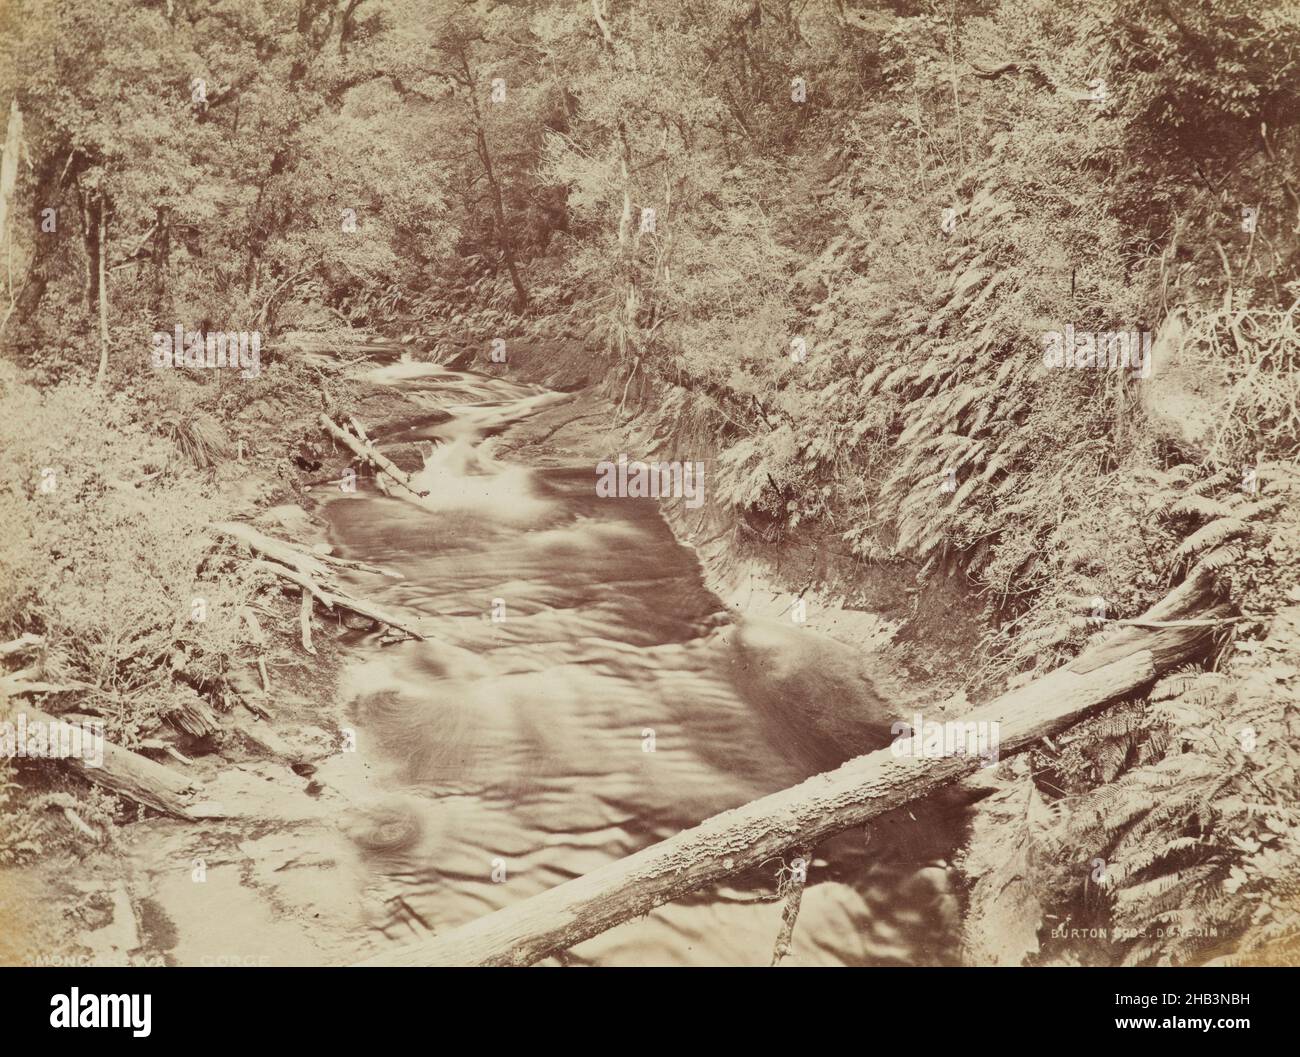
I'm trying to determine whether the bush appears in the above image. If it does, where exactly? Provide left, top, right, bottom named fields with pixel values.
left=0, top=363, right=258, bottom=746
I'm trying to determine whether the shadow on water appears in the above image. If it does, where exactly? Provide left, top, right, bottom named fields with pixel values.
left=324, top=357, right=974, bottom=965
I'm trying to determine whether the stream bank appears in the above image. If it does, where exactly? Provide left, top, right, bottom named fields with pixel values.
left=10, top=343, right=988, bottom=968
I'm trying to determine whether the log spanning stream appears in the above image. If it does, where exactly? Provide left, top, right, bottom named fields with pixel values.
left=70, top=346, right=969, bottom=967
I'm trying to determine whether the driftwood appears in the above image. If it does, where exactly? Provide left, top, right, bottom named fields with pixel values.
left=167, top=691, right=220, bottom=738
left=213, top=522, right=424, bottom=641
left=10, top=704, right=205, bottom=819
left=343, top=415, right=395, bottom=495
left=360, top=566, right=1230, bottom=967
left=249, top=559, right=426, bottom=642
left=320, top=413, right=430, bottom=498
left=214, top=521, right=394, bottom=579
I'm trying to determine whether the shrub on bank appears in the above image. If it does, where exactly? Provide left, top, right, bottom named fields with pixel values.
left=0, top=364, right=267, bottom=857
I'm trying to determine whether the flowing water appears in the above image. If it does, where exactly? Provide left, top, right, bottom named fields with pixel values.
left=308, top=353, right=966, bottom=966
left=39, top=349, right=968, bottom=968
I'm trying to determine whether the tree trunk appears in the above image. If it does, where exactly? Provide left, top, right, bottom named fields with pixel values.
left=0, top=102, right=20, bottom=312
left=461, top=47, right=527, bottom=312
left=358, top=566, right=1230, bottom=967
left=339, top=0, right=365, bottom=56
left=151, top=205, right=171, bottom=313
left=78, top=185, right=95, bottom=314
left=592, top=0, right=638, bottom=358
left=479, top=131, right=529, bottom=311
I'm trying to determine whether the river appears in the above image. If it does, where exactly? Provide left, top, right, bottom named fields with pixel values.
left=42, top=349, right=969, bottom=967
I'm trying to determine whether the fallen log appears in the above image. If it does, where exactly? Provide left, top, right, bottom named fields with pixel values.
left=61, top=804, right=100, bottom=840
left=316, top=552, right=397, bottom=576
left=360, top=566, right=1230, bottom=967
left=320, top=413, right=429, bottom=498
left=9, top=704, right=204, bottom=819
left=166, top=690, right=220, bottom=739
left=315, top=587, right=426, bottom=642
left=138, top=738, right=194, bottom=766
left=968, top=59, right=1051, bottom=86
left=249, top=559, right=426, bottom=642
left=214, top=521, right=333, bottom=582
left=250, top=559, right=333, bottom=608
left=343, top=413, right=439, bottom=500
left=228, top=660, right=270, bottom=715
left=213, top=520, right=397, bottom=579
left=214, top=520, right=425, bottom=641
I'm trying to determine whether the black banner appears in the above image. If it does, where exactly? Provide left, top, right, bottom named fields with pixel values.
left=3, top=967, right=1290, bottom=1044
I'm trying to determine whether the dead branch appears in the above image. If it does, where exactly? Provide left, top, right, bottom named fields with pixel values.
left=320, top=413, right=430, bottom=498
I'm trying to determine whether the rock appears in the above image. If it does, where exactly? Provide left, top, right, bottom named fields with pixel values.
left=723, top=615, right=903, bottom=769
left=1139, top=311, right=1232, bottom=458
left=293, top=442, right=323, bottom=472
left=83, top=884, right=141, bottom=961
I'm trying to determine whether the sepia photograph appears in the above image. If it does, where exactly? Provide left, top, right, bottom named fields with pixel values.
left=0, top=0, right=1296, bottom=1030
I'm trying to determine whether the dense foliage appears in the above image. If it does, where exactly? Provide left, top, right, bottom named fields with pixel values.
left=2, top=0, right=1298, bottom=962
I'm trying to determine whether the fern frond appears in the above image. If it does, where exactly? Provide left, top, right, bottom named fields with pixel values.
left=1175, top=518, right=1250, bottom=559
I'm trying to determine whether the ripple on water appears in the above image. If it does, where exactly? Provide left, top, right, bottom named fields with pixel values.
left=319, top=366, right=971, bottom=965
